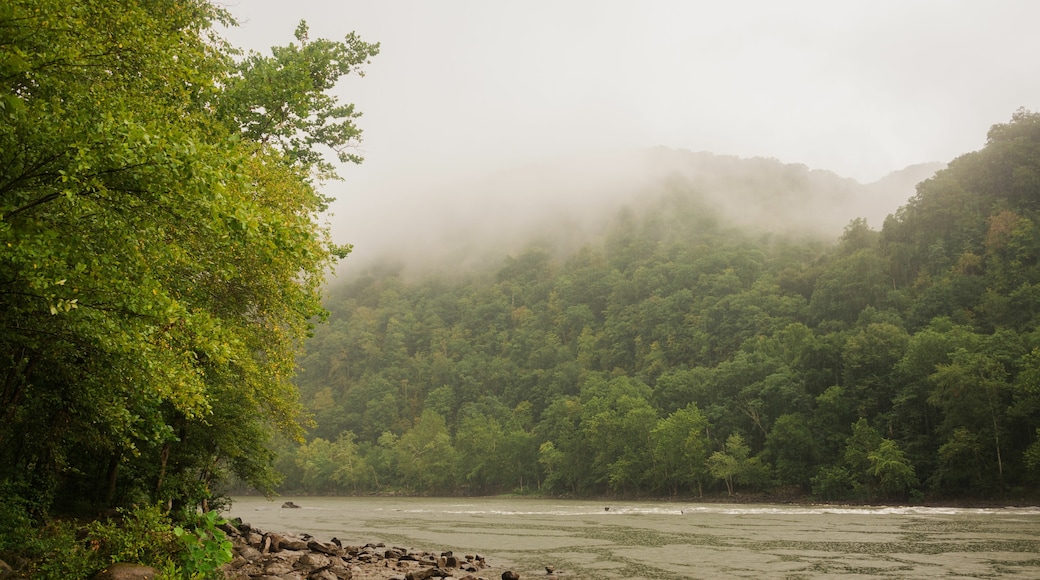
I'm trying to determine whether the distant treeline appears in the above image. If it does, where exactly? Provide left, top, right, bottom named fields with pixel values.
left=284, top=110, right=1040, bottom=501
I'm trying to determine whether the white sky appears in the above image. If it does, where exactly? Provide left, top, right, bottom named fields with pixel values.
left=218, top=1, right=1040, bottom=265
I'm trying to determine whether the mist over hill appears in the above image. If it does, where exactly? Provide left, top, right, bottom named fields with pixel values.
left=285, top=111, right=1040, bottom=501
left=334, top=149, right=944, bottom=277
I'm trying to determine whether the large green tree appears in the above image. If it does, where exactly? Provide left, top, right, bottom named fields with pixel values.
left=0, top=0, right=377, bottom=514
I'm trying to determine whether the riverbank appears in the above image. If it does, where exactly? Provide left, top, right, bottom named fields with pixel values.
left=221, top=517, right=512, bottom=580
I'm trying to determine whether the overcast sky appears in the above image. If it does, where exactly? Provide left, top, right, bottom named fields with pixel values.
left=218, top=1, right=1040, bottom=265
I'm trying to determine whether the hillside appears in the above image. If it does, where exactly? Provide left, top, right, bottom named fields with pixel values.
left=283, top=110, right=1040, bottom=501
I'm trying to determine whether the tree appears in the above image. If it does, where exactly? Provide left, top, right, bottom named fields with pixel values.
left=454, top=412, right=505, bottom=492
left=868, top=439, right=918, bottom=500
left=707, top=433, right=767, bottom=496
left=393, top=410, right=457, bottom=493
left=843, top=418, right=883, bottom=499
left=763, top=413, right=816, bottom=489
left=0, top=0, right=378, bottom=514
left=650, top=403, right=710, bottom=496
left=928, top=349, right=1011, bottom=486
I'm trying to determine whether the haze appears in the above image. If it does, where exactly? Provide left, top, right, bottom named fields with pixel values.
left=219, top=1, right=1040, bottom=272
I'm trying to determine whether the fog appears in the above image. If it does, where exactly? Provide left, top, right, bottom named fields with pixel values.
left=217, top=1, right=1040, bottom=273
left=325, top=149, right=944, bottom=274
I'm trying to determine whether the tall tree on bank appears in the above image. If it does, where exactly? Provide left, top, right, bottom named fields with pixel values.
left=0, top=0, right=377, bottom=514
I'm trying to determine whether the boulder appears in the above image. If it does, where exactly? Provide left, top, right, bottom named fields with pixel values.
left=297, top=553, right=330, bottom=569
left=405, top=568, right=440, bottom=580
left=264, top=532, right=286, bottom=553
left=237, top=545, right=262, bottom=561
left=282, top=501, right=302, bottom=509
left=502, top=571, right=521, bottom=580
left=93, top=563, right=159, bottom=580
left=307, top=540, right=338, bottom=555
left=264, top=561, right=294, bottom=575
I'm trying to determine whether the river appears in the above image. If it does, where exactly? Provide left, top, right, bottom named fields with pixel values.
left=226, top=496, right=1040, bottom=578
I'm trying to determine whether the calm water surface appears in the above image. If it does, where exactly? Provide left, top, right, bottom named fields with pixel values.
left=227, top=496, right=1040, bottom=578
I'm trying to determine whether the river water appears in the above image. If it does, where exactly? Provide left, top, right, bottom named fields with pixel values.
left=226, top=496, right=1040, bottom=578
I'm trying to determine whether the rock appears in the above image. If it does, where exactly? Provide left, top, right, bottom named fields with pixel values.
left=264, top=561, right=294, bottom=575
left=237, top=545, right=262, bottom=561
left=93, top=563, right=160, bottom=580
left=264, top=532, right=287, bottom=553
left=298, top=553, right=330, bottom=569
left=307, top=540, right=338, bottom=555
left=222, top=520, right=493, bottom=580
left=282, top=501, right=302, bottom=509
left=502, top=571, right=521, bottom=580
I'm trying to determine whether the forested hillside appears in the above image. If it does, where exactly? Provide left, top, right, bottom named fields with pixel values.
left=285, top=110, right=1040, bottom=501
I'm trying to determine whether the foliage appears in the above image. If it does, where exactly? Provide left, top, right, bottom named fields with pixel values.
left=0, top=505, right=193, bottom=580
left=173, top=511, right=234, bottom=579
left=278, top=110, right=1040, bottom=502
left=0, top=0, right=376, bottom=516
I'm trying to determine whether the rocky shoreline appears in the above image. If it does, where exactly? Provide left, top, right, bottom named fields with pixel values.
left=219, top=517, right=523, bottom=580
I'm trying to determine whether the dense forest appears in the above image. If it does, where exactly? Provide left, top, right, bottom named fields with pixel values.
left=282, top=110, right=1040, bottom=501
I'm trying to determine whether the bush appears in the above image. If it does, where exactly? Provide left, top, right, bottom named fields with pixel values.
left=811, top=466, right=857, bottom=500
left=173, top=510, right=234, bottom=579
left=0, top=505, right=230, bottom=580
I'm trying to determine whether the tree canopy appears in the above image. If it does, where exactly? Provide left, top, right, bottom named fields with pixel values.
left=0, top=0, right=377, bottom=515
left=285, top=110, right=1040, bottom=502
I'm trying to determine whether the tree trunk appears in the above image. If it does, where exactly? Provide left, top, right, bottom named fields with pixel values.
left=105, top=453, right=120, bottom=506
